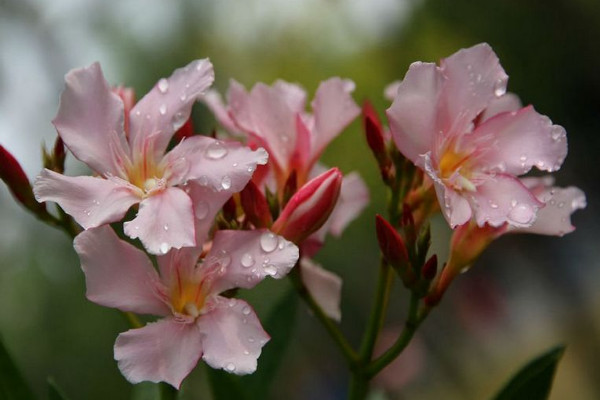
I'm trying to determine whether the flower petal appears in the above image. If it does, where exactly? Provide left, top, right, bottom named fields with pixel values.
left=114, top=318, right=202, bottom=388
left=301, top=258, right=342, bottom=322
left=386, top=62, right=444, bottom=166
left=166, top=135, right=268, bottom=192
left=310, top=78, right=360, bottom=162
left=74, top=226, right=170, bottom=315
left=513, top=178, right=586, bottom=236
left=33, top=169, right=139, bottom=229
left=201, top=90, right=241, bottom=134
left=473, top=106, right=568, bottom=175
left=129, top=59, right=214, bottom=157
left=439, top=43, right=508, bottom=136
left=480, top=92, right=522, bottom=122
left=52, top=63, right=128, bottom=175
left=469, top=174, right=543, bottom=228
left=327, top=171, right=369, bottom=237
left=197, top=297, right=269, bottom=375
left=206, top=230, right=299, bottom=294
left=185, top=181, right=234, bottom=246
left=124, top=187, right=195, bottom=255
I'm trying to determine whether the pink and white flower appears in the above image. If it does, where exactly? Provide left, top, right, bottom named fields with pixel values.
left=34, top=60, right=268, bottom=254
left=74, top=226, right=299, bottom=388
left=387, top=43, right=568, bottom=229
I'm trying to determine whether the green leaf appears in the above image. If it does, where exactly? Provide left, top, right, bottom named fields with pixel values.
left=0, top=336, right=36, bottom=400
left=205, top=368, right=247, bottom=400
left=241, top=289, right=298, bottom=398
left=47, top=377, right=69, bottom=400
left=492, top=345, right=566, bottom=400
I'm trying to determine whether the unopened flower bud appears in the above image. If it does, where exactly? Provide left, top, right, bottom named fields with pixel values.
left=421, top=254, right=437, bottom=281
left=240, top=181, right=272, bottom=228
left=272, top=168, right=342, bottom=244
left=43, top=136, right=66, bottom=173
left=0, top=145, right=45, bottom=214
left=375, top=214, right=409, bottom=269
left=363, top=101, right=392, bottom=183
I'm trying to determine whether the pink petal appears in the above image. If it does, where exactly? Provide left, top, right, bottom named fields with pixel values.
left=386, top=62, right=444, bottom=166
left=165, top=135, right=268, bottom=193
left=74, top=226, right=170, bottom=315
left=310, top=78, right=360, bottom=162
left=52, top=63, right=128, bottom=176
left=201, top=90, right=241, bottom=134
left=327, top=172, right=369, bottom=237
left=33, top=169, right=139, bottom=229
left=156, top=247, right=202, bottom=289
left=480, top=93, right=522, bottom=122
left=114, top=318, right=203, bottom=388
left=384, top=80, right=402, bottom=101
left=206, top=230, right=299, bottom=294
left=300, top=258, right=342, bottom=322
left=185, top=181, right=236, bottom=247
left=273, top=80, right=307, bottom=114
left=129, top=59, right=214, bottom=157
left=469, top=174, right=543, bottom=228
left=513, top=178, right=586, bottom=236
left=246, top=82, right=298, bottom=169
left=473, top=106, right=568, bottom=175
left=197, top=297, right=270, bottom=375
left=124, top=187, right=195, bottom=255
left=226, top=79, right=255, bottom=134
left=442, top=185, right=473, bottom=228
left=439, top=43, right=508, bottom=136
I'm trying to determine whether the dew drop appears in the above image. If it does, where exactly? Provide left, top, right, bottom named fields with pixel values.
left=510, top=199, right=518, bottom=207
left=221, top=175, right=232, bottom=190
left=241, top=253, right=255, bottom=268
left=551, top=126, right=564, bottom=141
left=198, top=175, right=209, bottom=186
left=519, top=154, right=527, bottom=162
left=157, top=78, right=169, bottom=93
left=248, top=336, right=255, bottom=343
left=163, top=224, right=169, bottom=231
left=242, top=306, right=251, bottom=315
left=84, top=210, right=91, bottom=216
left=572, top=196, right=587, bottom=209
left=225, top=363, right=236, bottom=372
left=232, top=162, right=238, bottom=167
left=557, top=201, right=565, bottom=209
left=508, top=203, right=534, bottom=225
left=488, top=200, right=499, bottom=209
left=255, top=148, right=269, bottom=164
left=159, top=242, right=169, bottom=254
left=264, top=265, right=277, bottom=276
left=159, top=104, right=167, bottom=115
left=493, top=79, right=506, bottom=97
left=260, top=232, right=278, bottom=253
left=180, top=93, right=187, bottom=102
left=247, top=165, right=256, bottom=173
left=205, top=141, right=228, bottom=159
left=549, top=199, right=556, bottom=206
left=195, top=201, right=209, bottom=219
left=172, top=112, right=187, bottom=131
left=243, top=350, right=250, bottom=355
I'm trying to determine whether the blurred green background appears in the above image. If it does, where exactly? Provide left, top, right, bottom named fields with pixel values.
left=1, top=0, right=599, bottom=398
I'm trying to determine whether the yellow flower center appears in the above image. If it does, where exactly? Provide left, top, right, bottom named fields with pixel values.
left=170, top=276, right=208, bottom=318
left=438, top=149, right=476, bottom=192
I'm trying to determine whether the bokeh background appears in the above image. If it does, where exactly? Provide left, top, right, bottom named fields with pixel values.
left=1, top=0, right=599, bottom=399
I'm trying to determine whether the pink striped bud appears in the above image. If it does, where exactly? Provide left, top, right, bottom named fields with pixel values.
left=272, top=168, right=342, bottom=244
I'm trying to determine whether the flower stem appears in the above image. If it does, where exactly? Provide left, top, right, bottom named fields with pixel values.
left=365, top=293, right=427, bottom=378
left=289, top=267, right=359, bottom=366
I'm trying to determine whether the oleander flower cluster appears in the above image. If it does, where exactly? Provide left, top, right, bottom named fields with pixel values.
left=0, top=42, right=586, bottom=397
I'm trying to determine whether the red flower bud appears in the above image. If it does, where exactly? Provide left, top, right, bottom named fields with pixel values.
left=0, top=145, right=44, bottom=214
left=375, top=214, right=409, bottom=269
left=363, top=101, right=392, bottom=182
left=272, top=168, right=342, bottom=244
left=173, top=118, right=194, bottom=143
left=421, top=254, right=438, bottom=281
left=240, top=180, right=272, bottom=228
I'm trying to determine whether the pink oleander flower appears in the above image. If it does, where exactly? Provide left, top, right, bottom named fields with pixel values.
left=426, top=176, right=586, bottom=305
left=74, top=226, right=299, bottom=388
left=33, top=60, right=268, bottom=254
left=387, top=43, right=568, bottom=229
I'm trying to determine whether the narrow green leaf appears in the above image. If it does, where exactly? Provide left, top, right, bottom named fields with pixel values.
left=492, top=345, right=566, bottom=400
left=0, top=336, right=36, bottom=400
left=205, top=367, right=247, bottom=400
left=47, top=377, right=69, bottom=400
left=241, top=289, right=298, bottom=397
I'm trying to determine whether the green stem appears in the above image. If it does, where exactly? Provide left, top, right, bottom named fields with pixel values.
left=365, top=293, right=427, bottom=378
left=357, top=259, right=394, bottom=362
left=348, top=370, right=369, bottom=400
left=289, top=267, right=359, bottom=366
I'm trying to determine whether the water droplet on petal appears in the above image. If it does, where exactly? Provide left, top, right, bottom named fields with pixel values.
left=232, top=162, right=238, bottom=167
left=225, top=363, right=236, bottom=372
left=248, top=336, right=255, bottom=343
left=159, top=242, right=169, bottom=254
left=243, top=350, right=250, bottom=355
left=551, top=126, right=564, bottom=141
left=260, top=232, right=277, bottom=253
left=255, top=148, right=269, bottom=165
left=494, top=78, right=506, bottom=97
left=163, top=224, right=169, bottom=231
left=264, top=265, right=277, bottom=276
left=205, top=141, right=228, bottom=159
left=242, top=306, right=251, bottom=315
left=220, top=250, right=231, bottom=267
left=488, top=200, right=499, bottom=209
left=195, top=201, right=209, bottom=219
left=172, top=112, right=187, bottom=131
left=158, top=78, right=169, bottom=93
left=221, top=175, right=232, bottom=190
left=572, top=196, right=587, bottom=209
left=159, top=104, right=167, bottom=115
left=510, top=199, right=518, bottom=207
left=557, top=201, right=565, bottom=208
left=241, top=253, right=255, bottom=268
left=508, top=203, right=534, bottom=225
left=247, top=165, right=256, bottom=173
left=198, top=175, right=208, bottom=186
left=180, top=93, right=187, bottom=102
